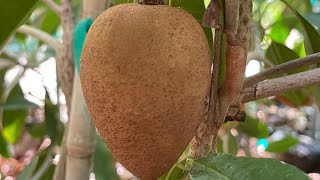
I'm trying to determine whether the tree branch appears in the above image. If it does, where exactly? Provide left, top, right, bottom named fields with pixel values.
left=53, top=0, right=75, bottom=179
left=241, top=68, right=320, bottom=103
left=17, top=25, right=60, bottom=51
left=243, top=52, right=320, bottom=88
left=42, top=0, right=61, bottom=15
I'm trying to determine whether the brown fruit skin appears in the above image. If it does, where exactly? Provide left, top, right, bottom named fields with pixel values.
left=80, top=4, right=211, bottom=180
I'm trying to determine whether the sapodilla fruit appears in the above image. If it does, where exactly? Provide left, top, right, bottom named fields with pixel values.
left=80, top=3, right=211, bottom=180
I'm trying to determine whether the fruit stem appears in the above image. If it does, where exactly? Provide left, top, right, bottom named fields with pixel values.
left=137, top=0, right=165, bottom=5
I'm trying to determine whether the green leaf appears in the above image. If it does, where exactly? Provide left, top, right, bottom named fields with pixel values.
left=17, top=149, right=53, bottom=179
left=227, top=133, right=238, bottom=155
left=44, top=94, right=59, bottom=144
left=303, top=13, right=320, bottom=30
left=2, top=85, right=28, bottom=143
left=17, top=156, right=39, bottom=180
left=190, top=153, right=310, bottom=180
left=40, top=10, right=60, bottom=34
left=158, top=163, right=185, bottom=180
left=280, top=90, right=308, bottom=107
left=280, top=0, right=320, bottom=109
left=266, top=41, right=308, bottom=107
left=172, top=0, right=213, bottom=57
left=216, top=135, right=223, bottom=153
left=94, top=134, right=118, bottom=180
left=0, top=0, right=40, bottom=52
left=266, top=136, right=299, bottom=153
left=112, top=0, right=133, bottom=5
left=266, top=41, right=300, bottom=67
left=268, top=16, right=297, bottom=44
left=0, top=133, right=10, bottom=157
left=0, top=96, right=38, bottom=110
left=237, top=114, right=268, bottom=139
left=27, top=121, right=48, bottom=138
left=280, top=0, right=320, bottom=55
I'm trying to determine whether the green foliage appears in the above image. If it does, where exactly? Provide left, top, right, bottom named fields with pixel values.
left=2, top=85, right=31, bottom=144
left=0, top=0, right=40, bottom=51
left=237, top=114, right=268, bottom=139
left=44, top=94, right=60, bottom=144
left=190, top=153, right=310, bottom=180
left=266, top=136, right=299, bottom=153
left=40, top=10, right=60, bottom=34
left=280, top=0, right=320, bottom=54
left=17, top=149, right=54, bottom=180
left=268, top=17, right=297, bottom=44
left=94, top=135, right=119, bottom=180
left=280, top=0, right=320, bottom=109
left=0, top=133, right=10, bottom=157
left=227, top=132, right=238, bottom=155
left=266, top=41, right=308, bottom=107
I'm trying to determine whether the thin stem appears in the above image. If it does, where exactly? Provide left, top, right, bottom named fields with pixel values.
left=17, top=25, right=60, bottom=51
left=31, top=151, right=53, bottom=180
left=244, top=52, right=320, bottom=88
left=241, top=68, right=320, bottom=103
left=42, top=0, right=61, bottom=15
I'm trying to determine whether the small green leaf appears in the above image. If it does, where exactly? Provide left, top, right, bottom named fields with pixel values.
left=44, top=93, right=59, bottom=143
left=94, top=134, right=118, bottom=180
left=266, top=136, right=299, bottom=153
left=227, top=133, right=238, bottom=155
left=237, top=114, right=268, bottom=139
left=2, top=85, right=28, bottom=143
left=40, top=9, right=60, bottom=34
left=0, top=133, right=10, bottom=157
left=27, top=121, right=48, bottom=138
left=216, top=135, right=223, bottom=153
left=190, top=153, right=310, bottom=180
left=0, top=0, right=40, bottom=52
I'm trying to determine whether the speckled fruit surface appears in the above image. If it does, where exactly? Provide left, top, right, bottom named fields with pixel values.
left=80, top=3, right=211, bottom=180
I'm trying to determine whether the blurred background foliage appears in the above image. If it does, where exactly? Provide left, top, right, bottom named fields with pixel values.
left=0, top=0, right=320, bottom=179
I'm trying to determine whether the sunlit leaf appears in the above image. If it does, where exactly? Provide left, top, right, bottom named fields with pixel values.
left=268, top=16, right=297, bottom=44
left=280, top=0, right=320, bottom=54
left=190, top=153, right=309, bottom=180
